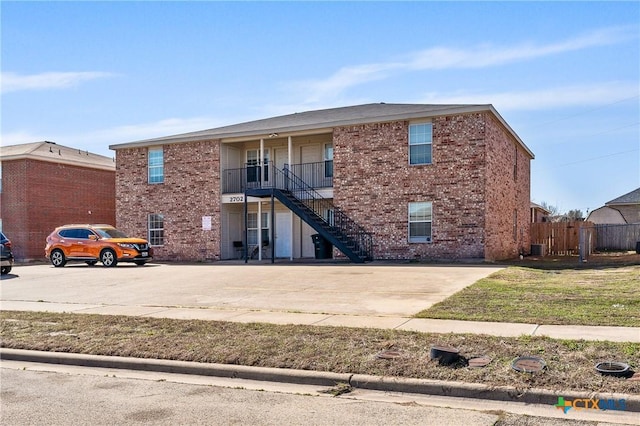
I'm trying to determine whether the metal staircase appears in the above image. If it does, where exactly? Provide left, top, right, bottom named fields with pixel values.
left=245, top=166, right=373, bottom=263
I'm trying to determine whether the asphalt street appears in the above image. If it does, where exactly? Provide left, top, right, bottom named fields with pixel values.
left=4, top=361, right=638, bottom=426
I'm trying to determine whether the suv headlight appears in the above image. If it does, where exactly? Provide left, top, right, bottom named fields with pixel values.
left=118, top=243, right=135, bottom=249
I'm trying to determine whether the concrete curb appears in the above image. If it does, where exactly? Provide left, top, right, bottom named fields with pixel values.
left=0, top=348, right=350, bottom=387
left=2, top=348, right=638, bottom=413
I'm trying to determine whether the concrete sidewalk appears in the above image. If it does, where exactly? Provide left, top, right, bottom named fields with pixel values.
left=2, top=262, right=639, bottom=342
left=2, top=299, right=639, bottom=342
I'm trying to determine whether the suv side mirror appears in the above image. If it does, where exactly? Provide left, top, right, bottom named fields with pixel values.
left=88, top=235, right=98, bottom=241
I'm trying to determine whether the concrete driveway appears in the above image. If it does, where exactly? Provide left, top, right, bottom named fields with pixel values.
left=0, top=262, right=502, bottom=317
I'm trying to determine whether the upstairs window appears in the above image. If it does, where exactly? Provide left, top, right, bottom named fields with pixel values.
left=409, top=123, right=432, bottom=165
left=148, top=147, right=164, bottom=184
left=409, top=202, right=432, bottom=243
left=246, top=149, right=269, bottom=183
left=324, top=143, right=334, bottom=178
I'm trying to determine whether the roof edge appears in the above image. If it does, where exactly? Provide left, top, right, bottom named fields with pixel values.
left=109, top=103, right=534, bottom=159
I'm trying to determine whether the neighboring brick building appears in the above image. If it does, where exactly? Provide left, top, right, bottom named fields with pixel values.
left=0, top=141, right=115, bottom=261
left=110, top=103, right=534, bottom=262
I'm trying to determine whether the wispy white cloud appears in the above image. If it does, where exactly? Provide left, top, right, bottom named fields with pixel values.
left=1, top=116, right=224, bottom=157
left=288, top=26, right=637, bottom=104
left=91, top=116, right=224, bottom=144
left=418, top=81, right=640, bottom=111
left=1, top=71, right=115, bottom=94
left=406, top=26, right=635, bottom=70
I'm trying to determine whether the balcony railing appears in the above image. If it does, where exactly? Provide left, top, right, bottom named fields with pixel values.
left=222, top=161, right=333, bottom=194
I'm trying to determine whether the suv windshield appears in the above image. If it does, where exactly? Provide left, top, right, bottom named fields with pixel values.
left=94, top=228, right=129, bottom=239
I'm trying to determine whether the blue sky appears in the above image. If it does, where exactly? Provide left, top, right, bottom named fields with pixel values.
left=2, top=1, right=639, bottom=215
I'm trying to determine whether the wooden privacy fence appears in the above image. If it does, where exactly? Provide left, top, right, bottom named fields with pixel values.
left=530, top=221, right=594, bottom=256
left=591, top=223, right=640, bottom=251
left=530, top=221, right=640, bottom=256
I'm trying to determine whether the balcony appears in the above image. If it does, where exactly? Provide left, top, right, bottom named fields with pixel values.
left=222, top=161, right=333, bottom=194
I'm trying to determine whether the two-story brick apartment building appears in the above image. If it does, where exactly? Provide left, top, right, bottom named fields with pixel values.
left=110, top=103, right=534, bottom=263
left=0, top=141, right=116, bottom=261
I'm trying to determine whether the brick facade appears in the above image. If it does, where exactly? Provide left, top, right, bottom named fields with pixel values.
left=1, top=159, right=115, bottom=261
left=115, top=140, right=221, bottom=261
left=112, top=104, right=533, bottom=263
left=330, top=112, right=530, bottom=261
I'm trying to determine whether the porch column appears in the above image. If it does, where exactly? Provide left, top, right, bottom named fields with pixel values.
left=271, top=191, right=275, bottom=264
left=243, top=195, right=248, bottom=263
left=260, top=138, right=265, bottom=184
left=287, top=136, right=294, bottom=261
left=257, top=201, right=263, bottom=261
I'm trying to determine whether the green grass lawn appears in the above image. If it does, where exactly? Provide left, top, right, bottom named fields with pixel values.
left=415, top=265, right=640, bottom=327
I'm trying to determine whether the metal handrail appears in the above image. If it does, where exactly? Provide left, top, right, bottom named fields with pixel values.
left=222, top=164, right=373, bottom=260
left=272, top=166, right=373, bottom=260
left=222, top=161, right=333, bottom=194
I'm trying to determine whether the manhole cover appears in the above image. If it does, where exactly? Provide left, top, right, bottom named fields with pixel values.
left=430, top=345, right=460, bottom=365
left=376, top=350, right=403, bottom=360
left=468, top=356, right=492, bottom=368
left=512, top=356, right=546, bottom=373
left=595, top=361, right=631, bottom=377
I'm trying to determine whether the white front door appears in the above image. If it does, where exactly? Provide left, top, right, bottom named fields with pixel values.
left=275, top=212, right=292, bottom=258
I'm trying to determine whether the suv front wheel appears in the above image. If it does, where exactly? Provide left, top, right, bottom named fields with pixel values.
left=50, top=249, right=67, bottom=267
left=100, top=249, right=118, bottom=267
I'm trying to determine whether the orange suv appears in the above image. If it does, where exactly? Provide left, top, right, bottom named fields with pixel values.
left=45, top=224, right=153, bottom=267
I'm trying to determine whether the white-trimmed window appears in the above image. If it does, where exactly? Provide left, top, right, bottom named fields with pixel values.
left=148, top=147, right=164, bottom=184
left=148, top=214, right=164, bottom=246
left=246, top=149, right=270, bottom=183
left=409, top=123, right=432, bottom=165
left=247, top=212, right=269, bottom=246
left=409, top=202, right=432, bottom=243
left=324, top=143, right=334, bottom=178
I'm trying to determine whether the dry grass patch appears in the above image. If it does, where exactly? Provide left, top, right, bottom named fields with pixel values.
left=415, top=264, right=639, bottom=326
left=1, top=310, right=638, bottom=395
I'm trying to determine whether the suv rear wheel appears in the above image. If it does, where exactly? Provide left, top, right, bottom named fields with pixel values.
left=100, top=249, right=118, bottom=267
left=50, top=249, right=67, bottom=267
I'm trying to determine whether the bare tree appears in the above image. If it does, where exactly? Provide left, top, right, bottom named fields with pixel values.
left=566, top=209, right=584, bottom=221
left=539, top=201, right=559, bottom=217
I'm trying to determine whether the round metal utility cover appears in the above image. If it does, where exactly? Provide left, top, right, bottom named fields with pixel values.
left=468, top=356, right=492, bottom=368
left=376, top=350, right=403, bottom=360
left=512, top=356, right=546, bottom=373
left=595, top=361, right=630, bottom=377
left=430, top=345, right=460, bottom=365
left=429, top=345, right=459, bottom=359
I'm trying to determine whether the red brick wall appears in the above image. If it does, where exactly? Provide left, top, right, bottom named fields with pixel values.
left=333, top=112, right=530, bottom=261
left=0, top=159, right=115, bottom=261
left=115, top=140, right=221, bottom=262
left=484, top=114, right=531, bottom=260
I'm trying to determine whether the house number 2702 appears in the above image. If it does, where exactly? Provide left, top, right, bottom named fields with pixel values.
left=230, top=196, right=244, bottom=203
